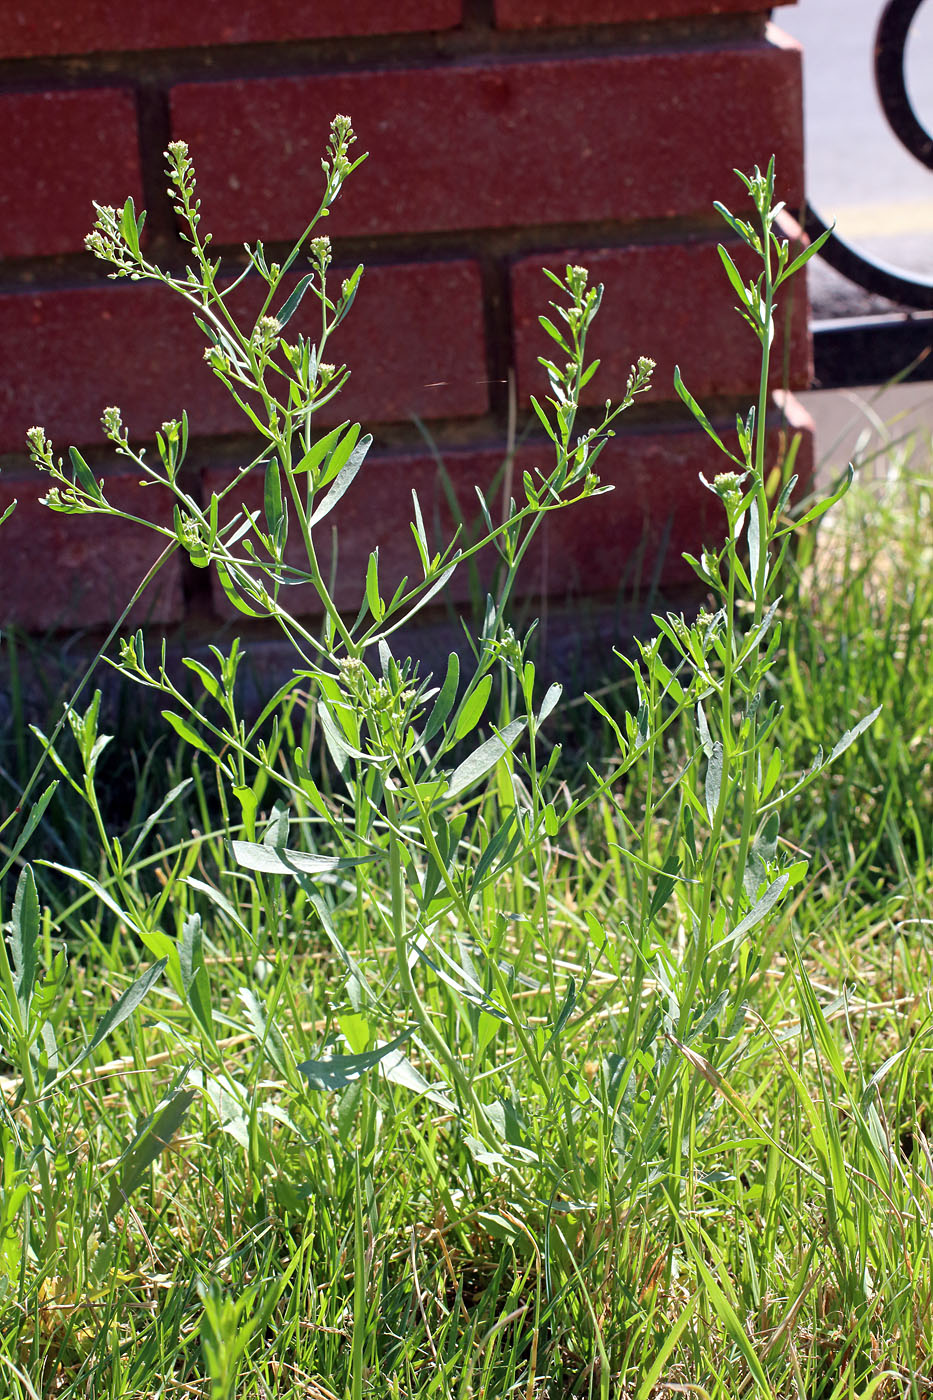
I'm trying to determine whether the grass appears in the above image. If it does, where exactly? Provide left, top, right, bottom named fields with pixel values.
left=0, top=441, right=931, bottom=1399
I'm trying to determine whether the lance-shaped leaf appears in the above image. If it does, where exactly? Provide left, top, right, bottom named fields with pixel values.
left=828, top=705, right=883, bottom=764
left=446, top=719, right=527, bottom=800
left=71, top=958, right=168, bottom=1071
left=231, top=840, right=382, bottom=877
left=712, top=873, right=789, bottom=953
left=297, top=1029, right=413, bottom=1091
left=105, top=1073, right=196, bottom=1222
left=420, top=652, right=460, bottom=747
left=704, top=741, right=723, bottom=822
left=0, top=781, right=58, bottom=884
left=11, top=864, right=39, bottom=1011
left=275, top=272, right=315, bottom=327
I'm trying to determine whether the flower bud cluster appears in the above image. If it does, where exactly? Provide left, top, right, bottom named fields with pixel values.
left=85, top=203, right=136, bottom=276
left=322, top=114, right=357, bottom=201
left=309, top=236, right=332, bottom=273
left=626, top=356, right=656, bottom=398
left=251, top=316, right=283, bottom=353
left=335, top=654, right=423, bottom=756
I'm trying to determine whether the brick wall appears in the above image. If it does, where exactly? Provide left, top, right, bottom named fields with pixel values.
left=0, top=1, right=809, bottom=641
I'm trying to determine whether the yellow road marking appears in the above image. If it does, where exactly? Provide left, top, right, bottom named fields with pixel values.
left=825, top=199, right=933, bottom=238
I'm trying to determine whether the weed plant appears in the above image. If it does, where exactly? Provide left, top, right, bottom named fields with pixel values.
left=0, top=120, right=931, bottom=1397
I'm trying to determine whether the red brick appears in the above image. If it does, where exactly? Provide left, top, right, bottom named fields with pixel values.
left=496, top=0, right=793, bottom=25
left=532, top=414, right=812, bottom=599
left=0, top=471, right=183, bottom=633
left=0, top=90, right=142, bottom=259
left=169, top=36, right=803, bottom=243
left=202, top=407, right=812, bottom=620
left=0, top=2, right=461, bottom=58
left=511, top=236, right=811, bottom=410
left=0, top=261, right=487, bottom=453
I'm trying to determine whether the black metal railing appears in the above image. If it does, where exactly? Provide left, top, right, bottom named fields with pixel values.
left=806, top=0, right=933, bottom=387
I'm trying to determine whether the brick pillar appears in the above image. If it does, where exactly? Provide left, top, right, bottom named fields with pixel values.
left=0, top=1, right=808, bottom=638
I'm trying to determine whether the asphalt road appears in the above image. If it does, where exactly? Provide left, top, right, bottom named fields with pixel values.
left=778, top=0, right=933, bottom=312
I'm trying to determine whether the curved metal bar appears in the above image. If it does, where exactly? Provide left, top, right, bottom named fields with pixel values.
left=806, top=0, right=933, bottom=309
left=805, top=202, right=933, bottom=308
left=876, top=0, right=933, bottom=170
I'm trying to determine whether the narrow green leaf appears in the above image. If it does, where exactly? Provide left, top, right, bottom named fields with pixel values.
left=41, top=864, right=176, bottom=974
left=185, top=876, right=251, bottom=937
left=317, top=698, right=380, bottom=765
left=294, top=423, right=347, bottom=476
left=468, top=809, right=518, bottom=902
left=828, top=705, right=882, bottom=764
left=713, top=201, right=759, bottom=249
left=11, top=865, right=39, bottom=1009
left=232, top=785, right=259, bottom=841
left=0, top=781, right=58, bottom=883
left=308, top=435, right=372, bottom=525
left=365, top=548, right=384, bottom=621
left=538, top=315, right=570, bottom=352
left=410, top=489, right=430, bottom=574
left=72, top=958, right=168, bottom=1070
left=179, top=914, right=209, bottom=1010
left=777, top=221, right=834, bottom=285
left=275, top=272, right=316, bottom=327
left=704, top=740, right=723, bottom=821
left=779, top=465, right=853, bottom=536
left=748, top=495, right=761, bottom=600
left=239, top=988, right=289, bottom=1076
left=214, top=561, right=266, bottom=618
left=380, top=559, right=458, bottom=633
left=106, top=1077, right=197, bottom=1222
left=230, top=840, right=381, bottom=877
left=263, top=457, right=285, bottom=548
left=713, top=874, right=789, bottom=952
left=673, top=368, right=742, bottom=464
left=297, top=1030, right=413, bottom=1092
left=578, top=358, right=601, bottom=390
left=413, top=934, right=507, bottom=1017
left=648, top=854, right=680, bottom=923
left=378, top=1045, right=454, bottom=1110
left=717, top=244, right=751, bottom=307
left=68, top=446, right=104, bottom=502
left=453, top=674, right=492, bottom=743
left=536, top=682, right=562, bottom=729
left=318, top=424, right=368, bottom=490
left=333, top=263, right=364, bottom=326
left=446, top=719, right=526, bottom=800
left=182, top=656, right=223, bottom=703
left=125, top=778, right=194, bottom=864
left=420, top=652, right=460, bottom=746
left=529, top=395, right=558, bottom=444
left=161, top=710, right=220, bottom=761
left=120, top=196, right=141, bottom=257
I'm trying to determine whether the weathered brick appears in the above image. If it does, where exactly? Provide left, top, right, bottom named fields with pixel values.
left=0, top=90, right=142, bottom=259
left=0, top=261, right=487, bottom=453
left=0, top=2, right=462, bottom=58
left=0, top=472, right=183, bottom=633
left=496, top=0, right=793, bottom=25
left=170, top=37, right=803, bottom=243
left=202, top=407, right=812, bottom=621
left=511, top=236, right=811, bottom=409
